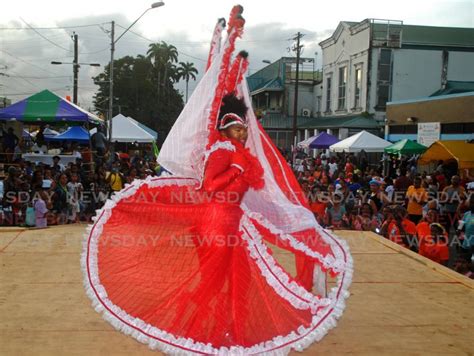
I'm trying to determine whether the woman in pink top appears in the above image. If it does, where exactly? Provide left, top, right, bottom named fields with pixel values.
left=34, top=189, right=49, bottom=228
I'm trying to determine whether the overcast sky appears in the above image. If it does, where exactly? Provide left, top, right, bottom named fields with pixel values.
left=1, top=0, right=472, bottom=111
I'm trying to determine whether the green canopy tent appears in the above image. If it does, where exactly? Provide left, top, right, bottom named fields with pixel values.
left=384, top=139, right=427, bottom=155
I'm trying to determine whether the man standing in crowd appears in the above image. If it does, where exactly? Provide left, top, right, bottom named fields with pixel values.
left=406, top=176, right=428, bottom=224
left=91, top=126, right=107, bottom=158
left=441, top=175, right=466, bottom=233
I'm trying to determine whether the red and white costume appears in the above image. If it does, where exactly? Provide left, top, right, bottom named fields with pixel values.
left=82, top=6, right=352, bottom=354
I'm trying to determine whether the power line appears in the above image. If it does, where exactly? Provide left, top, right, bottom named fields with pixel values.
left=115, top=24, right=288, bottom=45
left=79, top=47, right=110, bottom=55
left=115, top=23, right=207, bottom=62
left=0, top=34, right=70, bottom=44
left=0, top=23, right=108, bottom=30
left=1, top=86, right=70, bottom=96
left=0, top=49, right=60, bottom=75
left=20, top=17, right=72, bottom=52
left=5, top=74, right=70, bottom=79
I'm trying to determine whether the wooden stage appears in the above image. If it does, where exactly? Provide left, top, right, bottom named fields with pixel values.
left=1, top=225, right=473, bottom=355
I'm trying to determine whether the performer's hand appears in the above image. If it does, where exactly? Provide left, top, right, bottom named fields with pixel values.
left=231, top=151, right=249, bottom=173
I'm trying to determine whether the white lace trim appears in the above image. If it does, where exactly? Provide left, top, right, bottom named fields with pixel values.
left=240, top=215, right=331, bottom=313
left=196, top=140, right=236, bottom=189
left=242, top=206, right=345, bottom=274
left=82, top=176, right=353, bottom=355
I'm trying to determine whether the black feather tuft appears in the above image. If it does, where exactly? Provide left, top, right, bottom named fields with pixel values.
left=238, top=50, right=248, bottom=59
left=219, top=93, right=248, bottom=120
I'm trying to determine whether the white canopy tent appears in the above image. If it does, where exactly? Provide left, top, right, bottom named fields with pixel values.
left=109, top=114, right=157, bottom=143
left=329, top=130, right=391, bottom=153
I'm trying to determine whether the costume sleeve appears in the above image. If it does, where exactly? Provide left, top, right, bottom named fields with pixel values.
left=202, top=149, right=242, bottom=193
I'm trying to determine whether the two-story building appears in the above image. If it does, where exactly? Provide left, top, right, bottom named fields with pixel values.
left=247, top=57, right=379, bottom=149
left=319, top=19, right=474, bottom=141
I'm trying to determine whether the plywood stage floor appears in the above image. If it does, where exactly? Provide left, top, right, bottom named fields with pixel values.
left=1, top=225, right=473, bottom=355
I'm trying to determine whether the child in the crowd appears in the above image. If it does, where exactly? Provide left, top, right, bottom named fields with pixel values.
left=325, top=192, right=347, bottom=229
left=34, top=188, right=49, bottom=228
left=352, top=203, right=380, bottom=232
left=67, top=173, right=83, bottom=223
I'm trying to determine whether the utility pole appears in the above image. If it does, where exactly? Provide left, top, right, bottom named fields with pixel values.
left=106, top=3, right=165, bottom=142
left=73, top=33, right=79, bottom=104
left=51, top=35, right=99, bottom=104
left=292, top=32, right=304, bottom=150
left=108, top=20, right=115, bottom=142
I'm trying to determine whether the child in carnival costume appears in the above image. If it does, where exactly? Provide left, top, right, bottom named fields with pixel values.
left=82, top=5, right=352, bottom=354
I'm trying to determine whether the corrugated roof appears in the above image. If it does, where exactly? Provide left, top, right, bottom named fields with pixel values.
left=247, top=60, right=281, bottom=92
left=260, top=113, right=381, bottom=130
left=430, top=81, right=474, bottom=97
left=401, top=24, right=474, bottom=47
left=331, top=20, right=474, bottom=48
left=367, top=22, right=474, bottom=48
left=250, top=77, right=284, bottom=95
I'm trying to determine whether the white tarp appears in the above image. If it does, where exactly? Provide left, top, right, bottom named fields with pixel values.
left=111, top=114, right=156, bottom=143
left=297, top=135, right=316, bottom=149
left=329, top=130, right=391, bottom=153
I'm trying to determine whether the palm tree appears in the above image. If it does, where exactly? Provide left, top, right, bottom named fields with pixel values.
left=146, top=42, right=179, bottom=98
left=177, top=61, right=198, bottom=103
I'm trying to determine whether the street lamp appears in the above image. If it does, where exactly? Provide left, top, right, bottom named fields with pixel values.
left=108, top=1, right=165, bottom=142
left=51, top=61, right=100, bottom=104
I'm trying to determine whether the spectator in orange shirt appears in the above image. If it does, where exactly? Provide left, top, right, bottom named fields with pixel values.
left=387, top=206, right=417, bottom=249
left=416, top=208, right=438, bottom=257
left=313, top=165, right=322, bottom=180
left=424, top=223, right=450, bottom=266
left=406, top=176, right=428, bottom=224
left=309, top=189, right=327, bottom=226
left=344, top=158, right=354, bottom=175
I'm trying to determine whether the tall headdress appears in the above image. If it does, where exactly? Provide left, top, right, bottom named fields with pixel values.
left=158, top=5, right=318, bottom=234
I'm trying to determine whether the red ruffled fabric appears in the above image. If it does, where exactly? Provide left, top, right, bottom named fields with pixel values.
left=92, top=139, right=334, bottom=348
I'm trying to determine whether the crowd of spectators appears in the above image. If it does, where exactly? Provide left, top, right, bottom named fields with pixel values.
left=289, top=150, right=474, bottom=276
left=1, top=125, right=473, bottom=277
left=1, top=143, right=160, bottom=228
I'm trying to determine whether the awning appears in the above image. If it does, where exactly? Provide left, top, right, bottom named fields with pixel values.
left=386, top=91, right=474, bottom=125
left=259, top=113, right=380, bottom=130
left=418, top=140, right=474, bottom=170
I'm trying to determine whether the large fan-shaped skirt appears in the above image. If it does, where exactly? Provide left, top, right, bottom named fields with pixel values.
left=82, top=176, right=353, bottom=354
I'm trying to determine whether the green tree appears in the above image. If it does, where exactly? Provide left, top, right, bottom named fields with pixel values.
left=93, top=53, right=183, bottom=135
left=146, top=41, right=178, bottom=100
left=177, top=61, right=198, bottom=103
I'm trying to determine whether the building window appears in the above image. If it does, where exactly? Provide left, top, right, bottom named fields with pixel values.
left=377, top=84, right=390, bottom=108
left=326, top=77, right=332, bottom=112
left=338, top=66, right=347, bottom=110
left=441, top=123, right=474, bottom=134
left=376, top=49, right=392, bottom=109
left=389, top=125, right=417, bottom=134
left=354, top=67, right=362, bottom=108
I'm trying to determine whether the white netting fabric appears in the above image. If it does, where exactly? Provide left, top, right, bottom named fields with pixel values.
left=158, top=37, right=316, bottom=235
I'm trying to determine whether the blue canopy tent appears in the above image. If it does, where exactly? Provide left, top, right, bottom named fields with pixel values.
left=47, top=126, right=90, bottom=144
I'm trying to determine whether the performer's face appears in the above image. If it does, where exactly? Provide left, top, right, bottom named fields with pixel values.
left=221, top=125, right=248, bottom=145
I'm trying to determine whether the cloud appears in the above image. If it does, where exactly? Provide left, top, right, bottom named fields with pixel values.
left=0, top=18, right=335, bottom=109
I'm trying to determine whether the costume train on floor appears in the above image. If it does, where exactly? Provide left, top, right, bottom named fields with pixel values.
left=82, top=5, right=353, bottom=354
